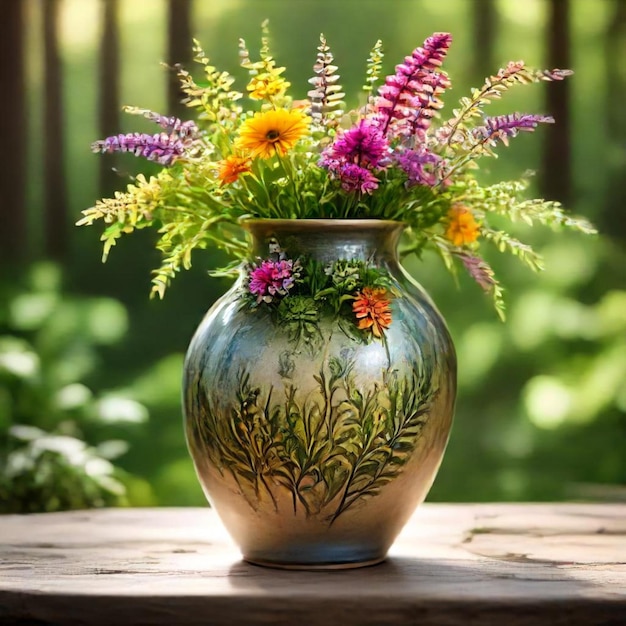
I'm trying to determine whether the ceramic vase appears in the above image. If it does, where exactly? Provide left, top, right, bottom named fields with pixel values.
left=183, top=219, right=456, bottom=569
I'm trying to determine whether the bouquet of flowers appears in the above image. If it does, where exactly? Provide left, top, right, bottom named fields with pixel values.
left=81, top=24, right=595, bottom=319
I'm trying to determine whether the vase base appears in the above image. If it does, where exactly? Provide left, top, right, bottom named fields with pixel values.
left=243, top=555, right=386, bottom=571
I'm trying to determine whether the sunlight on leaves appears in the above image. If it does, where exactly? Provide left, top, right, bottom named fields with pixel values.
left=54, top=383, right=93, bottom=411
left=85, top=298, right=129, bottom=345
left=9, top=293, right=58, bottom=331
left=510, top=290, right=555, bottom=350
left=499, top=0, right=544, bottom=27
left=573, top=346, right=626, bottom=421
left=128, top=353, right=185, bottom=407
left=28, top=262, right=62, bottom=293
left=9, top=425, right=46, bottom=442
left=96, top=440, right=130, bottom=460
left=31, top=435, right=88, bottom=465
left=541, top=239, right=598, bottom=290
left=523, top=375, right=573, bottom=430
left=595, top=291, right=626, bottom=336
left=0, top=337, right=40, bottom=379
left=457, top=322, right=503, bottom=387
left=52, top=345, right=97, bottom=386
left=95, top=396, right=149, bottom=424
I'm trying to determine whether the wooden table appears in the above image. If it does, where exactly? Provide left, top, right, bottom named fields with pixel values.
left=1, top=504, right=625, bottom=625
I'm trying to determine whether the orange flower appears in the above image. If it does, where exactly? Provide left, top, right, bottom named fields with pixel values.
left=352, top=287, right=392, bottom=338
left=217, top=154, right=251, bottom=186
left=445, top=205, right=480, bottom=246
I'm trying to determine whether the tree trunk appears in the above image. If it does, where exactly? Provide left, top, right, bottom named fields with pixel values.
left=540, top=0, right=572, bottom=205
left=472, top=0, right=498, bottom=79
left=167, top=0, right=193, bottom=117
left=99, top=0, right=120, bottom=196
left=603, top=0, right=626, bottom=240
left=43, top=0, right=68, bottom=261
left=0, top=0, right=26, bottom=264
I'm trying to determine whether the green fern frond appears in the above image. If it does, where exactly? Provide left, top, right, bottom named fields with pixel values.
left=239, top=21, right=285, bottom=77
left=177, top=40, right=242, bottom=125
left=492, top=282, right=507, bottom=321
left=362, top=39, right=384, bottom=101
left=509, top=199, right=597, bottom=233
left=482, top=228, right=545, bottom=272
left=466, top=179, right=597, bottom=234
left=208, top=258, right=245, bottom=279
left=77, top=173, right=169, bottom=261
left=259, top=19, right=272, bottom=63
left=430, top=235, right=460, bottom=275
left=151, top=218, right=212, bottom=299
left=151, top=216, right=247, bottom=299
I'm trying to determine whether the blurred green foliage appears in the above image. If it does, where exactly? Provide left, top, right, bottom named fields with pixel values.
left=0, top=263, right=155, bottom=511
left=3, top=0, right=624, bottom=510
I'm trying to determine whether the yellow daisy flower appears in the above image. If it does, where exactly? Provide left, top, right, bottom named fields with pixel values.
left=445, top=206, right=480, bottom=247
left=236, top=109, right=309, bottom=159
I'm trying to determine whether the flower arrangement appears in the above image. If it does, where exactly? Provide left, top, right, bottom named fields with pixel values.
left=82, top=24, right=595, bottom=325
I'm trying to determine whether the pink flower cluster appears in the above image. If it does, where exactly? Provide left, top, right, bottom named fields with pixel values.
left=319, top=119, right=388, bottom=194
left=248, top=259, right=297, bottom=303
left=320, top=34, right=452, bottom=194
left=334, top=163, right=380, bottom=194
left=323, top=119, right=388, bottom=168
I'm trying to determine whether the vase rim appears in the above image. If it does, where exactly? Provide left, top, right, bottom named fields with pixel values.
left=242, top=218, right=406, bottom=231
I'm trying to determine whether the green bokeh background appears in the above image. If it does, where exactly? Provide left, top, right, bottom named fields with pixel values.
left=2, top=0, right=624, bottom=510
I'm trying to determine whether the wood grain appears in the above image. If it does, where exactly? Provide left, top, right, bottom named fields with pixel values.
left=0, top=504, right=625, bottom=625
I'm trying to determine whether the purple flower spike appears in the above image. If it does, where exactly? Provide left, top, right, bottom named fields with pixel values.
left=541, top=68, right=574, bottom=81
left=396, top=146, right=444, bottom=187
left=321, top=119, right=389, bottom=168
left=91, top=132, right=186, bottom=166
left=376, top=32, right=452, bottom=137
left=458, top=253, right=496, bottom=292
left=249, top=259, right=297, bottom=303
left=474, top=113, right=555, bottom=147
left=144, top=112, right=199, bottom=140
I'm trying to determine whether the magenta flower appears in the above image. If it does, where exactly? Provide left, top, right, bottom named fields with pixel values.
left=396, top=147, right=444, bottom=187
left=473, top=113, right=554, bottom=147
left=91, top=132, right=187, bottom=166
left=319, top=119, right=387, bottom=195
left=375, top=32, right=451, bottom=137
left=248, top=259, right=297, bottom=303
left=321, top=119, right=389, bottom=168
left=336, top=163, right=380, bottom=194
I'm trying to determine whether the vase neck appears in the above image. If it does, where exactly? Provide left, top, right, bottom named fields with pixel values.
left=244, top=220, right=404, bottom=265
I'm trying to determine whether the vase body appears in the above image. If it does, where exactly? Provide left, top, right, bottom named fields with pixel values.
left=183, top=220, right=456, bottom=569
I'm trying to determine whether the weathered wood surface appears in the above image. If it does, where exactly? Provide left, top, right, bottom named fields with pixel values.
left=0, top=504, right=624, bottom=625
